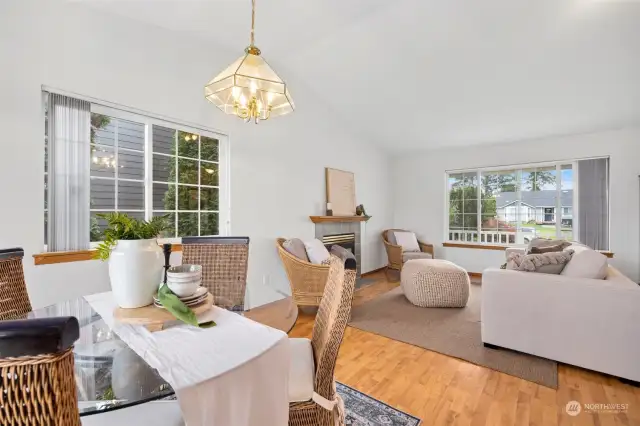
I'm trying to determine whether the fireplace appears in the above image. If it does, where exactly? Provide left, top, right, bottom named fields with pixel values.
left=322, top=233, right=356, bottom=255
left=321, top=233, right=358, bottom=276
left=313, top=220, right=363, bottom=276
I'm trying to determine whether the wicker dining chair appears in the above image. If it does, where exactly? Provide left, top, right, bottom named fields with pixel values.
left=0, top=316, right=80, bottom=426
left=382, top=229, right=434, bottom=275
left=276, top=238, right=331, bottom=307
left=181, top=236, right=250, bottom=311
left=0, top=248, right=32, bottom=320
left=289, top=255, right=357, bottom=426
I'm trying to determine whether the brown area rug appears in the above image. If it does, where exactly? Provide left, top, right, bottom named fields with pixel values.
left=349, top=284, right=558, bottom=388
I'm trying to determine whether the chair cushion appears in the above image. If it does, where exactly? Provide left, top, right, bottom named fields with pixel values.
left=283, top=238, right=310, bottom=262
left=304, top=239, right=331, bottom=265
left=80, top=401, right=184, bottom=426
left=288, top=338, right=315, bottom=403
left=403, top=251, right=433, bottom=262
left=394, top=231, right=420, bottom=252
left=387, top=230, right=398, bottom=245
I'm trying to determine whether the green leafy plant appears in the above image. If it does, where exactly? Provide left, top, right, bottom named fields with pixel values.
left=94, top=213, right=169, bottom=261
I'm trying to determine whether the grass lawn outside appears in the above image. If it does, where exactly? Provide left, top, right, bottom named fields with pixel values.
left=525, top=224, right=573, bottom=240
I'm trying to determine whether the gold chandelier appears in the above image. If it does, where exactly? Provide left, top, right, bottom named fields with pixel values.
left=204, top=0, right=294, bottom=124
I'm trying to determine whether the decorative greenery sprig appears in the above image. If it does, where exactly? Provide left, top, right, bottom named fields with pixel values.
left=94, top=213, right=169, bottom=261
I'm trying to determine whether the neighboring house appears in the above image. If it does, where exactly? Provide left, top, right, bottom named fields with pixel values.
left=495, top=190, right=573, bottom=224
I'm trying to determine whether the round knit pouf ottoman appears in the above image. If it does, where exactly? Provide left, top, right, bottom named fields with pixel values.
left=401, top=259, right=470, bottom=308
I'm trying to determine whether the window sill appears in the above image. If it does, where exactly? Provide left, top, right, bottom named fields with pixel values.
left=442, top=242, right=509, bottom=251
left=33, top=243, right=183, bottom=265
left=442, top=242, right=614, bottom=258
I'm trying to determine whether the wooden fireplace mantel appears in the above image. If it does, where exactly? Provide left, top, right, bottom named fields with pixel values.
left=309, top=215, right=371, bottom=224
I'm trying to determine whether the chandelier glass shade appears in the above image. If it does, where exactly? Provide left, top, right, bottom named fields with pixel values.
left=204, top=0, right=294, bottom=123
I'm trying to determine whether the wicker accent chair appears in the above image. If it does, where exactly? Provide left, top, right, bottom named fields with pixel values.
left=289, top=255, right=357, bottom=426
left=0, top=316, right=80, bottom=426
left=0, top=248, right=32, bottom=320
left=382, top=229, right=434, bottom=274
left=276, top=238, right=330, bottom=307
left=182, top=237, right=249, bottom=312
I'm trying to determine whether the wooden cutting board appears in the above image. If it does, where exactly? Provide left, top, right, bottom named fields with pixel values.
left=114, top=293, right=214, bottom=332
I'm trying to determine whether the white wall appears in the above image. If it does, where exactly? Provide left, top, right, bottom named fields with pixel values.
left=392, top=127, right=640, bottom=281
left=0, top=0, right=392, bottom=308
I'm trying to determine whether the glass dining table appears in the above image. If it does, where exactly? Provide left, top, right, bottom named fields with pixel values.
left=28, top=295, right=298, bottom=417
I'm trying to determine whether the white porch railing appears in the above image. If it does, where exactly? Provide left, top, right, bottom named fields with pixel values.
left=448, top=230, right=516, bottom=244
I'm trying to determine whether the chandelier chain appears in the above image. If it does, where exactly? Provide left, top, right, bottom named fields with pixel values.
left=250, top=0, right=256, bottom=46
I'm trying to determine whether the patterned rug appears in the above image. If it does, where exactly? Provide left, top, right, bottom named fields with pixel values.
left=337, top=382, right=421, bottom=426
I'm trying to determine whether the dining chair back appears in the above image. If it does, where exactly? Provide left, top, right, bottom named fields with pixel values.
left=289, top=255, right=357, bottom=426
left=0, top=316, right=80, bottom=426
left=0, top=248, right=32, bottom=320
left=181, top=237, right=250, bottom=311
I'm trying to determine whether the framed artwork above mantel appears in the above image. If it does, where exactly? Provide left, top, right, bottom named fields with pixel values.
left=325, top=167, right=356, bottom=216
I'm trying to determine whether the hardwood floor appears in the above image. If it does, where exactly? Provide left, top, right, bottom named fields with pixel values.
left=289, top=271, right=640, bottom=426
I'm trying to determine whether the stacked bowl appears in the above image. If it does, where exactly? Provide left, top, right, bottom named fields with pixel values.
left=155, top=264, right=208, bottom=308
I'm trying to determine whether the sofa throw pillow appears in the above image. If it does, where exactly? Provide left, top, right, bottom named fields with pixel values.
left=526, top=238, right=571, bottom=255
left=394, top=231, right=420, bottom=252
left=283, top=238, right=310, bottom=262
left=505, top=253, right=524, bottom=270
left=560, top=247, right=608, bottom=279
left=506, top=250, right=574, bottom=274
left=529, top=243, right=571, bottom=254
left=304, top=239, right=331, bottom=265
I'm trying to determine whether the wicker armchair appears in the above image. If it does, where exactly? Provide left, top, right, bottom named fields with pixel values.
left=0, top=248, right=32, bottom=320
left=276, top=238, right=330, bottom=307
left=0, top=316, right=80, bottom=426
left=382, top=229, right=434, bottom=274
left=182, top=237, right=250, bottom=311
left=289, top=255, right=357, bottom=426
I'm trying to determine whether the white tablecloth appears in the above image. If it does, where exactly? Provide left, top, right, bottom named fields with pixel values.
left=85, top=292, right=290, bottom=426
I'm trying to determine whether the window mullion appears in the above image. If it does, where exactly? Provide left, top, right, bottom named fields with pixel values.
left=477, top=170, right=481, bottom=243
left=114, top=119, right=119, bottom=211
left=144, top=121, right=153, bottom=221
left=198, top=134, right=201, bottom=236
left=516, top=169, right=522, bottom=244
left=174, top=131, right=179, bottom=237
left=556, top=164, right=562, bottom=238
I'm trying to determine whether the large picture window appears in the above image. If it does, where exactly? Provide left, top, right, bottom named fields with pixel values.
left=44, top=92, right=229, bottom=251
left=447, top=159, right=610, bottom=249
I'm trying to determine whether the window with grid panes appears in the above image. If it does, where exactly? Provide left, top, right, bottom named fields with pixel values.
left=44, top=97, right=228, bottom=248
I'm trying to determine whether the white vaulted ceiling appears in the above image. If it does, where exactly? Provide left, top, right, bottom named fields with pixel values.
left=79, top=0, right=640, bottom=151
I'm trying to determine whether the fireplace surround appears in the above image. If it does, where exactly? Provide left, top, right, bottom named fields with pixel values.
left=315, top=221, right=362, bottom=276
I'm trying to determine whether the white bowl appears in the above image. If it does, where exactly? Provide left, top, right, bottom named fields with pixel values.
left=167, top=274, right=202, bottom=284
left=167, top=279, right=201, bottom=298
left=167, top=264, right=202, bottom=280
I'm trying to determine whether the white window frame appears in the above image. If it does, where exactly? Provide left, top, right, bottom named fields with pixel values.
left=44, top=88, right=230, bottom=249
left=444, top=158, right=596, bottom=245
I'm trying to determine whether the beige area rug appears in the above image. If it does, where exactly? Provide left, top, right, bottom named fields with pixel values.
left=348, top=284, right=558, bottom=388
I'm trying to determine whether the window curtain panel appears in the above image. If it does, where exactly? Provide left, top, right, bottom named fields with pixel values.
left=577, top=158, right=609, bottom=250
left=47, top=93, right=91, bottom=251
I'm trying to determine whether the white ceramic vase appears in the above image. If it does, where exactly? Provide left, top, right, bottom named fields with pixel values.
left=108, top=239, right=164, bottom=309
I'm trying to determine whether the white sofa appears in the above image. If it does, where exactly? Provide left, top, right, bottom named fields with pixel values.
left=481, top=245, right=640, bottom=383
